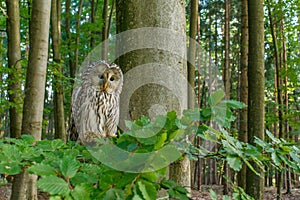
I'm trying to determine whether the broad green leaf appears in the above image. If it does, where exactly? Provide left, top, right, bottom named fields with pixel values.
left=138, top=181, right=157, bottom=200
left=0, top=162, right=22, bottom=175
left=60, top=156, right=79, bottom=178
left=71, top=184, right=93, bottom=200
left=224, top=100, right=246, bottom=109
left=271, top=152, right=282, bottom=167
left=209, top=189, right=218, bottom=200
left=226, top=156, right=242, bottom=171
left=37, top=176, right=69, bottom=195
left=27, top=163, right=56, bottom=176
left=208, top=89, right=225, bottom=106
left=154, top=132, right=167, bottom=150
left=223, top=195, right=232, bottom=200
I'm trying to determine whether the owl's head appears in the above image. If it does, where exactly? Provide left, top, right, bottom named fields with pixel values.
left=88, top=61, right=123, bottom=94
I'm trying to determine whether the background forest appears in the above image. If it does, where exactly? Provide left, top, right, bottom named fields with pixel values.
left=0, top=0, right=300, bottom=200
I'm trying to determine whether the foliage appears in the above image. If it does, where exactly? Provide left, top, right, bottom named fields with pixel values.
left=0, top=90, right=299, bottom=199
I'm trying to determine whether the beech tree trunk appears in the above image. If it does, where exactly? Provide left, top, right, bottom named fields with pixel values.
left=116, top=0, right=189, bottom=192
left=51, top=0, right=66, bottom=141
left=6, top=0, right=23, bottom=138
left=246, top=0, right=265, bottom=199
left=11, top=1, right=51, bottom=199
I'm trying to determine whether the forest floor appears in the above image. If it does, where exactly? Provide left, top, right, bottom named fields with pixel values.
left=1, top=184, right=300, bottom=199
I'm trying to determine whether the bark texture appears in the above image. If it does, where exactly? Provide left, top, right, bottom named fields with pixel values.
left=246, top=0, right=265, bottom=199
left=116, top=0, right=189, bottom=191
left=237, top=0, right=248, bottom=190
left=6, top=0, right=23, bottom=138
left=11, top=1, right=51, bottom=199
left=51, top=0, right=66, bottom=141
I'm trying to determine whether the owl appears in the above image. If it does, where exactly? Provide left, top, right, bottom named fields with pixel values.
left=69, top=60, right=123, bottom=142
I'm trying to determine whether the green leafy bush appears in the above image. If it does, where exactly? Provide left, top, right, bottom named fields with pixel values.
left=0, top=90, right=299, bottom=200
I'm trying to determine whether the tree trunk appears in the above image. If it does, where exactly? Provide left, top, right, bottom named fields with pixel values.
left=237, top=0, right=248, bottom=191
left=51, top=0, right=66, bottom=141
left=65, top=0, right=76, bottom=86
left=116, top=0, right=189, bottom=192
left=246, top=0, right=265, bottom=199
left=222, top=0, right=231, bottom=194
left=101, top=0, right=109, bottom=60
left=6, top=0, right=23, bottom=138
left=74, top=0, right=84, bottom=74
left=187, top=0, right=198, bottom=109
left=224, top=0, right=231, bottom=100
left=11, top=1, right=51, bottom=199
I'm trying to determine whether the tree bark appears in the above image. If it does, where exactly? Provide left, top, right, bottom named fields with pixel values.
left=237, top=0, right=248, bottom=191
left=116, top=0, right=189, bottom=192
left=6, top=0, right=23, bottom=138
left=187, top=0, right=198, bottom=109
left=246, top=0, right=265, bottom=199
left=11, top=1, right=51, bottom=199
left=51, top=0, right=66, bottom=141
left=101, top=0, right=109, bottom=60
left=223, top=0, right=231, bottom=100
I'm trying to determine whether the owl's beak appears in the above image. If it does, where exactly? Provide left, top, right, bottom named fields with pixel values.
left=103, top=82, right=107, bottom=91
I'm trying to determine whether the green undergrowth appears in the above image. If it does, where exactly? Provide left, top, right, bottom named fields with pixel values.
left=0, top=90, right=299, bottom=200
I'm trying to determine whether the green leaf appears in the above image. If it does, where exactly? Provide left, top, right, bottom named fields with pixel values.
left=223, top=100, right=246, bottom=109
left=0, top=162, right=22, bottom=175
left=71, top=184, right=93, bottom=200
left=60, top=156, right=79, bottom=178
left=154, top=133, right=167, bottom=150
left=37, top=176, right=70, bottom=195
left=209, top=189, right=218, bottom=200
left=27, top=163, right=57, bottom=176
left=226, top=156, right=242, bottom=171
left=209, top=89, right=225, bottom=106
left=223, top=195, right=232, bottom=200
left=137, top=181, right=157, bottom=200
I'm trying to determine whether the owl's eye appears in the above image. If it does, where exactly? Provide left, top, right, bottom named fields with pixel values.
left=99, top=75, right=104, bottom=80
left=110, top=77, right=115, bottom=81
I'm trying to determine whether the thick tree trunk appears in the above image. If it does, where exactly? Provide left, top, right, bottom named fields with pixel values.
left=237, top=0, right=248, bottom=191
left=116, top=0, right=189, bottom=192
left=11, top=1, right=51, bottom=199
left=6, top=0, right=23, bottom=138
left=51, top=0, right=66, bottom=141
left=246, top=0, right=265, bottom=199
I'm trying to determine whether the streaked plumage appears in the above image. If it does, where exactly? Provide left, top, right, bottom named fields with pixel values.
left=68, top=61, right=123, bottom=142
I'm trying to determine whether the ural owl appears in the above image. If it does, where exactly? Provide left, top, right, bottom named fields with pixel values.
left=69, top=61, right=123, bottom=142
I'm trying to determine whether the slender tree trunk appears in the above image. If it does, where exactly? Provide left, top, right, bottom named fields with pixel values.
left=224, top=0, right=231, bottom=100
left=246, top=0, right=265, bottom=199
left=65, top=0, right=76, bottom=85
left=187, top=0, right=198, bottom=109
left=237, top=0, right=248, bottom=191
left=116, top=0, right=189, bottom=192
left=51, top=0, right=66, bottom=141
left=90, top=0, right=95, bottom=48
left=11, top=1, right=51, bottom=199
left=74, top=0, right=84, bottom=73
left=101, top=0, right=109, bottom=60
left=267, top=3, right=283, bottom=199
left=6, top=0, right=23, bottom=138
left=222, top=0, right=231, bottom=194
